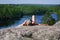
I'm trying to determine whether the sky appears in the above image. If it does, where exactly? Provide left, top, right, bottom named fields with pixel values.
left=0, top=0, right=60, bottom=4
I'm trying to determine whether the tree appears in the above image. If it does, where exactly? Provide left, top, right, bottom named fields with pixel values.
left=41, top=12, right=56, bottom=25
left=47, top=16, right=56, bottom=25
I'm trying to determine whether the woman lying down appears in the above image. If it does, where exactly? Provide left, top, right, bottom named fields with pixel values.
left=19, top=19, right=38, bottom=26
left=19, top=19, right=48, bottom=27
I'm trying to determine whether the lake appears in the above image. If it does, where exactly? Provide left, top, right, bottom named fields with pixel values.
left=0, top=13, right=58, bottom=29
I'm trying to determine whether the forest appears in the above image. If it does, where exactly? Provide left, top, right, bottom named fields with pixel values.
left=0, top=4, right=60, bottom=26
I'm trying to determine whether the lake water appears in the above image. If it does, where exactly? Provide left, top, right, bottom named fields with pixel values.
left=0, top=13, right=58, bottom=29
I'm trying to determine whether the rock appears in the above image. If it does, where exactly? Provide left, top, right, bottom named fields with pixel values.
left=0, top=27, right=34, bottom=40
left=0, top=24, right=60, bottom=40
left=54, top=21, right=60, bottom=27
left=32, top=27, right=60, bottom=40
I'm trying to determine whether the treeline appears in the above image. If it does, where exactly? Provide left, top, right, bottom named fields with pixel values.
left=0, top=4, right=60, bottom=18
left=0, top=4, right=60, bottom=26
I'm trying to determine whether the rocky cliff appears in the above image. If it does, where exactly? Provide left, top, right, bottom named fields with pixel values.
left=0, top=21, right=60, bottom=40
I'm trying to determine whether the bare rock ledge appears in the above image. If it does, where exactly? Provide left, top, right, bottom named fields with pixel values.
left=0, top=21, right=60, bottom=40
